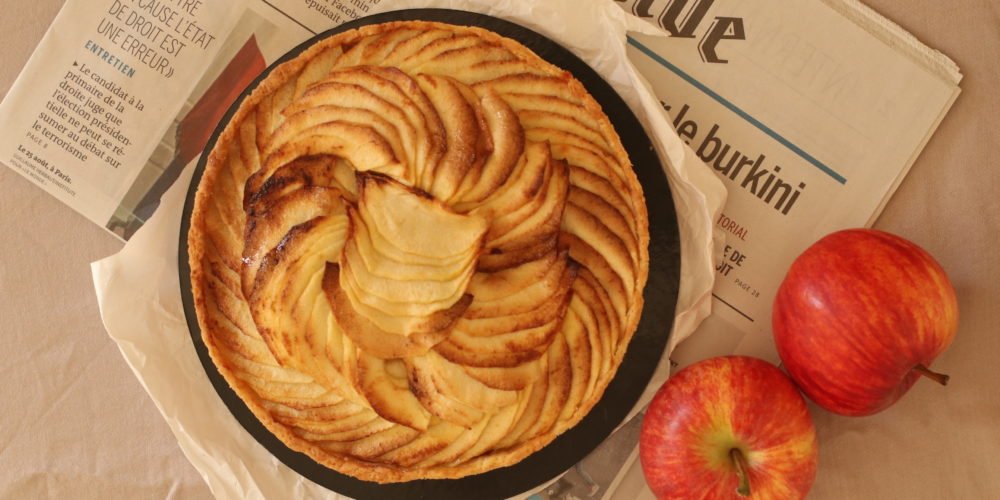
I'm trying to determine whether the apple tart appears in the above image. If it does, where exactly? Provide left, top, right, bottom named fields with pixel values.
left=187, top=20, right=649, bottom=483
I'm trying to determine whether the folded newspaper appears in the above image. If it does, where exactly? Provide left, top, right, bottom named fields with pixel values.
left=0, top=0, right=960, bottom=498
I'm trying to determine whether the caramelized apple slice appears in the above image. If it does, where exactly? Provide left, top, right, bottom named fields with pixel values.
left=356, top=353, right=432, bottom=430
left=376, top=419, right=466, bottom=467
left=462, top=358, right=545, bottom=391
left=464, top=250, right=565, bottom=317
left=246, top=209, right=363, bottom=401
left=241, top=183, right=343, bottom=297
left=414, top=74, right=487, bottom=201
left=451, top=90, right=524, bottom=207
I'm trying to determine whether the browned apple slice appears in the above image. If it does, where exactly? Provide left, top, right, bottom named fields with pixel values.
left=380, top=29, right=455, bottom=66
left=241, top=184, right=343, bottom=297
left=433, top=253, right=577, bottom=370
left=413, top=74, right=487, bottom=201
left=561, top=201, right=636, bottom=298
left=413, top=417, right=490, bottom=468
left=399, top=35, right=484, bottom=69
left=245, top=154, right=356, bottom=216
left=557, top=313, right=592, bottom=425
left=339, top=28, right=423, bottom=69
left=559, top=231, right=628, bottom=326
left=246, top=211, right=364, bottom=401
left=415, top=351, right=519, bottom=410
left=332, top=66, right=446, bottom=174
left=573, top=268, right=618, bottom=374
left=493, top=374, right=547, bottom=449
left=461, top=63, right=551, bottom=87
left=356, top=353, right=432, bottom=430
left=233, top=110, right=263, bottom=183
left=551, top=143, right=635, bottom=212
left=269, top=106, right=407, bottom=172
left=263, top=397, right=367, bottom=422
left=405, top=355, right=486, bottom=429
left=291, top=45, right=343, bottom=99
left=472, top=73, right=577, bottom=104
left=242, top=361, right=338, bottom=408
left=454, top=396, right=525, bottom=462
left=457, top=285, right=574, bottom=338
left=482, top=152, right=554, bottom=243
left=469, top=141, right=549, bottom=223
left=488, top=158, right=569, bottom=250
left=512, top=332, right=573, bottom=443
left=344, top=425, right=422, bottom=460
left=435, top=320, right=555, bottom=368
left=500, top=93, right=590, bottom=125
left=470, top=146, right=570, bottom=271
left=450, top=90, right=524, bottom=207
left=464, top=250, right=565, bottom=318
left=462, top=358, right=545, bottom=391
left=518, top=110, right=611, bottom=153
left=526, top=129, right=618, bottom=173
left=290, top=67, right=444, bottom=179
left=221, top=343, right=314, bottom=387
left=408, top=43, right=517, bottom=78
left=332, top=33, right=381, bottom=68
left=477, top=236, right=559, bottom=273
left=567, top=179, right=639, bottom=266
left=375, top=419, right=466, bottom=467
left=201, top=283, right=273, bottom=364
left=254, top=79, right=296, bottom=150
left=292, top=413, right=394, bottom=442
left=261, top=122, right=405, bottom=183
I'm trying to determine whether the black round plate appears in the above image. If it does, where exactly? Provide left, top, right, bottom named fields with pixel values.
left=178, top=8, right=680, bottom=499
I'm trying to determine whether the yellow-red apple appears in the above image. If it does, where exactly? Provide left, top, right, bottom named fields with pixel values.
left=639, top=356, right=818, bottom=499
left=773, top=228, right=958, bottom=416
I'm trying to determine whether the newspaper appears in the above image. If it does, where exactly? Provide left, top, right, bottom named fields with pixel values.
left=619, top=0, right=961, bottom=367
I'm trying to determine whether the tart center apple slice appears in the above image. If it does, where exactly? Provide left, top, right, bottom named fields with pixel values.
left=329, top=173, right=488, bottom=349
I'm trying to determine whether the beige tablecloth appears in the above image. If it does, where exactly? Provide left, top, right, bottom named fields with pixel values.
left=2, top=1, right=997, bottom=498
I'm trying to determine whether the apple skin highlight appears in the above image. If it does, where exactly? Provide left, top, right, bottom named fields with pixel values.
left=639, top=356, right=818, bottom=499
left=773, top=229, right=958, bottom=416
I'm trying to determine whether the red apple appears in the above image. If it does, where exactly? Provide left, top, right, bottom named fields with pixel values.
left=640, top=356, right=818, bottom=499
left=773, top=228, right=958, bottom=416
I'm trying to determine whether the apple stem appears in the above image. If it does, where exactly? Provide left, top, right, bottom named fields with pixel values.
left=914, top=364, right=950, bottom=386
left=730, top=448, right=751, bottom=497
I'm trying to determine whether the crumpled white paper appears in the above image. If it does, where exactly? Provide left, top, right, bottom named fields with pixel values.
left=91, top=0, right=726, bottom=497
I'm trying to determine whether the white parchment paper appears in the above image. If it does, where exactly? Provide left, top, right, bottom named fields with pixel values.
left=91, top=0, right=726, bottom=497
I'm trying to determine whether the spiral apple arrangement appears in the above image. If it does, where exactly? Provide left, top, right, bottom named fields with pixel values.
left=640, top=229, right=958, bottom=498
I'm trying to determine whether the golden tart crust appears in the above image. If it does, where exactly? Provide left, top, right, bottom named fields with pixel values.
left=188, top=20, right=649, bottom=483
